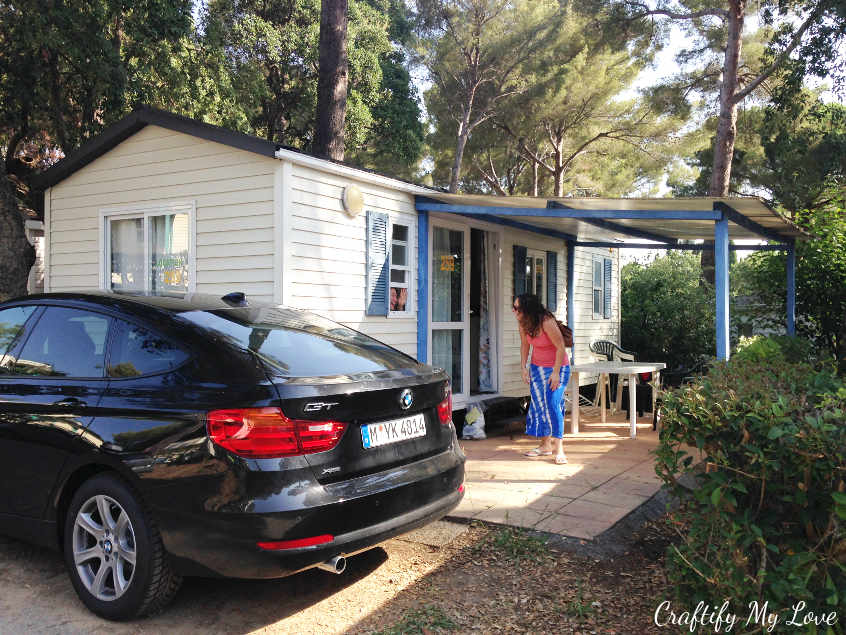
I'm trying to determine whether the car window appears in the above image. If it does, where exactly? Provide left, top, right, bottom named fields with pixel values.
left=178, top=307, right=416, bottom=377
left=0, top=306, right=37, bottom=373
left=108, top=320, right=188, bottom=377
left=13, top=307, right=110, bottom=378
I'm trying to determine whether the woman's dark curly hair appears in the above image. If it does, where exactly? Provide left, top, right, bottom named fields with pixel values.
left=514, top=293, right=553, bottom=338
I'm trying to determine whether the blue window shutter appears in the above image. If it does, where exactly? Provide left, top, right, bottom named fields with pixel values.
left=603, top=257, right=612, bottom=319
left=366, top=211, right=389, bottom=316
left=546, top=251, right=557, bottom=313
left=513, top=245, right=527, bottom=299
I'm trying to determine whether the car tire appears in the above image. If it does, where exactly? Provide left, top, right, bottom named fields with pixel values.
left=63, top=473, right=182, bottom=620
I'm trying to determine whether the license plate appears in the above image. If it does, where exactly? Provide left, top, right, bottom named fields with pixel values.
left=361, top=413, right=426, bottom=449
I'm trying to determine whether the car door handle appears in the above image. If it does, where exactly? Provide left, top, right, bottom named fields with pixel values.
left=53, top=397, right=86, bottom=408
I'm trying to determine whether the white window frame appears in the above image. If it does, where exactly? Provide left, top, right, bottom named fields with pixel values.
left=388, top=218, right=414, bottom=317
left=99, top=202, right=196, bottom=293
left=592, top=255, right=605, bottom=319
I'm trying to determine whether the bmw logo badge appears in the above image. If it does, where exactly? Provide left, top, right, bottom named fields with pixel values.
left=399, top=389, right=413, bottom=410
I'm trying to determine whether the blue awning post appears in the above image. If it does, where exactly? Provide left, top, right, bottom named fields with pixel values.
left=567, top=240, right=576, bottom=363
left=715, top=215, right=731, bottom=360
left=787, top=244, right=796, bottom=335
left=417, top=210, right=429, bottom=363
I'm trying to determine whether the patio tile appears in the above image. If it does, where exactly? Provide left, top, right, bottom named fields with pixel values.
left=603, top=478, right=663, bottom=498
left=534, top=514, right=610, bottom=539
left=556, top=500, right=631, bottom=525
left=524, top=494, right=575, bottom=513
left=474, top=506, right=551, bottom=529
left=578, top=489, right=652, bottom=509
left=455, top=409, right=663, bottom=539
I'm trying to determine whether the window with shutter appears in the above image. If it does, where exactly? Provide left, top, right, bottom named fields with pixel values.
left=546, top=251, right=557, bottom=313
left=603, top=257, right=612, bottom=319
left=366, top=211, right=389, bottom=315
left=592, top=257, right=603, bottom=318
left=388, top=222, right=413, bottom=315
left=513, top=245, right=527, bottom=300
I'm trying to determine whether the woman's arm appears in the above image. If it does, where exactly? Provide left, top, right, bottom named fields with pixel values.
left=519, top=326, right=530, bottom=384
left=543, top=316, right=567, bottom=389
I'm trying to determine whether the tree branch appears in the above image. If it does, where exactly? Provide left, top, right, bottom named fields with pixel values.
left=626, top=1, right=727, bottom=20
left=732, top=5, right=825, bottom=104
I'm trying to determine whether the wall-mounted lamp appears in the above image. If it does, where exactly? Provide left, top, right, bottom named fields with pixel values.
left=342, top=185, right=364, bottom=218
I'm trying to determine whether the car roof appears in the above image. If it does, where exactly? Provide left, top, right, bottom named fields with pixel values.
left=8, top=291, right=257, bottom=315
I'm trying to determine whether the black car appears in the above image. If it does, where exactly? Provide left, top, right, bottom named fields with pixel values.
left=0, top=291, right=464, bottom=620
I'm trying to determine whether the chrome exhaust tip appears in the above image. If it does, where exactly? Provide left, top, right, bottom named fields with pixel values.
left=316, top=555, right=346, bottom=574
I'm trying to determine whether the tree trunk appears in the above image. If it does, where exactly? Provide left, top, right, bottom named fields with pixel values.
left=531, top=161, right=538, bottom=197
left=314, top=0, right=348, bottom=161
left=703, top=0, right=745, bottom=284
left=449, top=111, right=472, bottom=193
left=0, top=160, right=35, bottom=302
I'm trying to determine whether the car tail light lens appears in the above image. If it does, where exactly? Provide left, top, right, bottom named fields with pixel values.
left=437, top=385, right=452, bottom=425
left=257, top=534, right=334, bottom=550
left=207, top=408, right=346, bottom=458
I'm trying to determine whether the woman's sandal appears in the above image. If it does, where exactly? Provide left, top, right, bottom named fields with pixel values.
left=554, top=453, right=568, bottom=464
left=524, top=447, right=553, bottom=457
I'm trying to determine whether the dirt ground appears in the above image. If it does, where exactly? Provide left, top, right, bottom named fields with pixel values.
left=0, top=517, right=673, bottom=634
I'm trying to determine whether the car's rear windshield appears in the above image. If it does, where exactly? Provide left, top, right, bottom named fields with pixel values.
left=178, top=307, right=416, bottom=377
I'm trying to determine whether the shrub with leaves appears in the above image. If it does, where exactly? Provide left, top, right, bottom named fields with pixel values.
left=655, top=351, right=846, bottom=622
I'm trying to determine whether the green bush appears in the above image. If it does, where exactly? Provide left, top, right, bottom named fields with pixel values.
left=655, top=355, right=846, bottom=627
left=734, top=334, right=816, bottom=365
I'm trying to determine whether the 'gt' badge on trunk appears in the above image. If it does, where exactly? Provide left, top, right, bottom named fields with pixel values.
left=399, top=389, right=413, bottom=410
left=303, top=401, right=339, bottom=413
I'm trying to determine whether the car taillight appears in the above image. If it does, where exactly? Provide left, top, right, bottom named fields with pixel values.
left=437, top=385, right=452, bottom=425
left=207, top=408, right=346, bottom=458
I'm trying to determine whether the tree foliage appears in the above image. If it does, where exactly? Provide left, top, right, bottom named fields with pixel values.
left=621, top=251, right=716, bottom=372
left=738, top=194, right=846, bottom=373
left=201, top=0, right=423, bottom=170
left=424, top=1, right=677, bottom=196
left=669, top=94, right=845, bottom=213
left=417, top=0, right=559, bottom=192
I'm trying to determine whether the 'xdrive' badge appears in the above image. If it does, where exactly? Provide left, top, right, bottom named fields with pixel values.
left=399, top=389, right=413, bottom=410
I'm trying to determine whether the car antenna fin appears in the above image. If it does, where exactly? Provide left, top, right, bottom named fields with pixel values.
left=222, top=292, right=248, bottom=307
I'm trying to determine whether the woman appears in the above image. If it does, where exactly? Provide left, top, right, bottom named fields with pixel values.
left=513, top=293, right=570, bottom=464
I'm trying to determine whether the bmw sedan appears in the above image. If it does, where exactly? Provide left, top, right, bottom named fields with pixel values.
left=0, top=292, right=464, bottom=620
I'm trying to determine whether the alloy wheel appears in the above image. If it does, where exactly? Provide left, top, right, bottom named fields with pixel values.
left=72, top=494, right=137, bottom=601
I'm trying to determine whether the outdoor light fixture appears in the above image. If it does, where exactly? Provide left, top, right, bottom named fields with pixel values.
left=342, top=185, right=364, bottom=218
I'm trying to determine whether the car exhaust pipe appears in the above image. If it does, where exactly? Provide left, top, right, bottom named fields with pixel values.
left=316, top=555, right=346, bottom=574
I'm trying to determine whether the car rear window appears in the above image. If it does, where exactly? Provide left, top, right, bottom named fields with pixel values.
left=178, top=307, right=416, bottom=377
left=108, top=320, right=189, bottom=377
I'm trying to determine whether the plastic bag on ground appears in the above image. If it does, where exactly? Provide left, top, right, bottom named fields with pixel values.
left=461, top=403, right=487, bottom=440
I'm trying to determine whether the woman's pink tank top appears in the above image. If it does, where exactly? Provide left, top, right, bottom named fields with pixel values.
left=527, top=324, right=569, bottom=368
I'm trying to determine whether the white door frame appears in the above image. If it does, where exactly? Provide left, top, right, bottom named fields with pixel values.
left=428, top=215, right=503, bottom=408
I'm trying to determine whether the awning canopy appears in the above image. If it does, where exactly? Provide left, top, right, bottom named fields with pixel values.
left=415, top=193, right=803, bottom=244
left=414, top=192, right=801, bottom=361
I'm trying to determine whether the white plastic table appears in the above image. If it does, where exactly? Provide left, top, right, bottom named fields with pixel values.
left=569, top=361, right=666, bottom=438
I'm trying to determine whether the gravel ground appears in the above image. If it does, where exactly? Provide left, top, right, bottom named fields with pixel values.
left=0, top=513, right=674, bottom=634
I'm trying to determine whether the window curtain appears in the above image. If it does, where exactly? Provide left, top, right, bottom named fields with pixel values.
left=478, top=232, right=493, bottom=392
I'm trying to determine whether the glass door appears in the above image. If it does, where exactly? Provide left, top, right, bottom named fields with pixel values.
left=430, top=223, right=470, bottom=401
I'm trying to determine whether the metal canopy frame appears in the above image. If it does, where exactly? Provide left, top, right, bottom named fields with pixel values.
left=415, top=195, right=800, bottom=361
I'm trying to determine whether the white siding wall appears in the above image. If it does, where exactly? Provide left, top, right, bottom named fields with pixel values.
left=498, top=229, right=568, bottom=398
left=287, top=163, right=418, bottom=357
left=572, top=246, right=621, bottom=385
left=48, top=125, right=278, bottom=300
